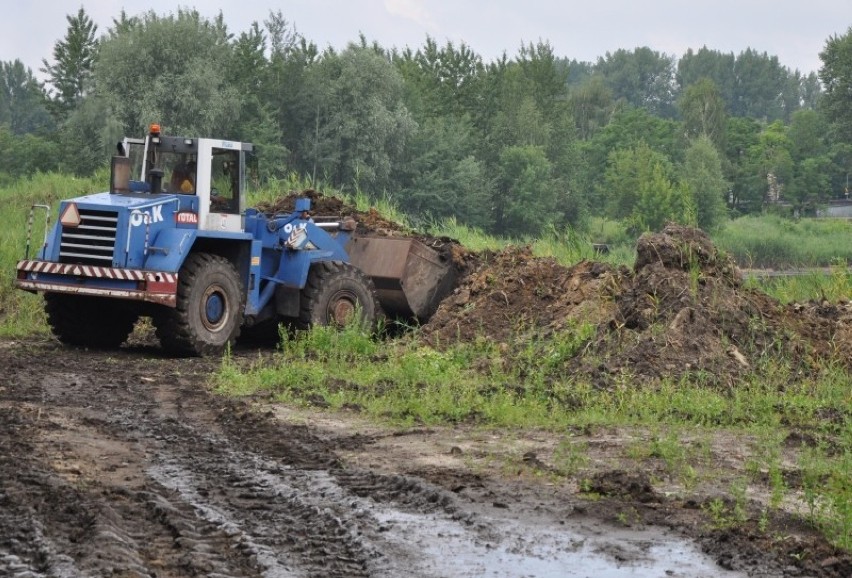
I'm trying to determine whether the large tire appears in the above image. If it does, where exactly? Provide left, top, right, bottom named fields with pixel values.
left=45, top=294, right=138, bottom=349
left=154, top=253, right=244, bottom=356
left=298, top=261, right=381, bottom=331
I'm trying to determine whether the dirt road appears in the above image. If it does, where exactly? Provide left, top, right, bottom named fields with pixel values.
left=0, top=339, right=844, bottom=577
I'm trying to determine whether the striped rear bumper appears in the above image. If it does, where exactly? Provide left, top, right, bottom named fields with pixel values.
left=15, top=260, right=178, bottom=307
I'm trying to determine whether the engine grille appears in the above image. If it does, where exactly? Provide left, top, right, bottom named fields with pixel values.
left=59, top=209, right=118, bottom=265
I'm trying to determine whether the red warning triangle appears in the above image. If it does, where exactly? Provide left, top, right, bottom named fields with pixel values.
left=60, top=203, right=81, bottom=227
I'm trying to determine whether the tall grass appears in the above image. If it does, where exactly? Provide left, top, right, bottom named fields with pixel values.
left=715, top=214, right=852, bottom=268
left=0, top=171, right=108, bottom=336
left=246, top=171, right=318, bottom=207
left=426, top=217, right=635, bottom=268
left=745, top=265, right=852, bottom=304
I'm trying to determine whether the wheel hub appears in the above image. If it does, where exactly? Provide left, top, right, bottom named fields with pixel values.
left=201, top=287, right=227, bottom=331
left=330, top=295, right=356, bottom=326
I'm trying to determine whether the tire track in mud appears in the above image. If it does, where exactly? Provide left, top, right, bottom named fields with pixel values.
left=0, top=343, right=482, bottom=577
left=3, top=341, right=800, bottom=578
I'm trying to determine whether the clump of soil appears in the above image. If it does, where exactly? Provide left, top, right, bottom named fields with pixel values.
left=423, top=246, right=628, bottom=345
left=422, top=223, right=852, bottom=387
left=587, top=470, right=659, bottom=503
left=256, top=189, right=406, bottom=237
left=255, top=189, right=477, bottom=278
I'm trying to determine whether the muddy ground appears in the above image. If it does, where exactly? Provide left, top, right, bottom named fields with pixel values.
left=0, top=336, right=848, bottom=578
left=3, top=198, right=851, bottom=576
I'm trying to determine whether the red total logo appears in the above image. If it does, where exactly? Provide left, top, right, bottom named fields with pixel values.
left=175, top=211, right=198, bottom=225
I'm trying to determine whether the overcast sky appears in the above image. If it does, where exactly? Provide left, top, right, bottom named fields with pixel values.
left=2, top=1, right=849, bottom=81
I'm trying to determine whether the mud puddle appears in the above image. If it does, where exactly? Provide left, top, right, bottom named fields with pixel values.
left=367, top=505, right=745, bottom=578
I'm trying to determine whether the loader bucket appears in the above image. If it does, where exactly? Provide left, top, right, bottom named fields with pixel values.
left=346, top=236, right=456, bottom=320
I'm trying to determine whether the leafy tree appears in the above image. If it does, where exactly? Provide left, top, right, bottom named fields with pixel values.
left=603, top=141, right=666, bottom=220
left=492, top=94, right=552, bottom=150
left=722, top=116, right=761, bottom=210
left=603, top=142, right=688, bottom=233
left=797, top=71, right=822, bottom=111
left=828, top=143, right=852, bottom=198
left=494, top=145, right=557, bottom=237
left=679, top=47, right=805, bottom=121
left=225, top=19, right=290, bottom=178
left=741, top=121, right=794, bottom=206
left=41, top=7, right=99, bottom=120
left=677, top=47, right=737, bottom=107
left=393, top=37, right=484, bottom=120
left=58, top=96, right=123, bottom=175
left=580, top=106, right=683, bottom=197
left=298, top=46, right=416, bottom=194
left=819, top=26, right=852, bottom=145
left=562, top=58, right=595, bottom=88
left=265, top=9, right=301, bottom=56
left=786, top=107, right=832, bottom=206
left=397, top=116, right=492, bottom=229
left=787, top=109, right=829, bottom=161
left=0, top=60, right=54, bottom=135
left=787, top=155, right=832, bottom=209
left=479, top=42, right=570, bottom=157
left=732, top=49, right=791, bottom=120
left=262, top=13, right=319, bottom=178
left=634, top=162, right=690, bottom=232
left=515, top=42, right=571, bottom=120
left=568, top=75, right=614, bottom=140
left=678, top=78, right=727, bottom=150
left=680, top=136, right=729, bottom=231
left=94, top=10, right=240, bottom=138
left=596, top=47, right=677, bottom=117
left=0, top=124, right=59, bottom=177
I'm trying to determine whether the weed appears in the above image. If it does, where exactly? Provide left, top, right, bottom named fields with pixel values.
left=615, top=507, right=641, bottom=527
left=553, top=438, right=590, bottom=477
left=704, top=479, right=749, bottom=530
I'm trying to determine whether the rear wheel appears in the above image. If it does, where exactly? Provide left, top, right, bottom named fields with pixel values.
left=45, top=294, right=138, bottom=349
left=154, top=253, right=244, bottom=356
left=298, top=261, right=381, bottom=330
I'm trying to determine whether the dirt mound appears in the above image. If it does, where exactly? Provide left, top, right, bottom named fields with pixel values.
left=634, top=224, right=741, bottom=284
left=253, top=194, right=849, bottom=385
left=422, top=224, right=852, bottom=387
left=423, top=246, right=627, bottom=344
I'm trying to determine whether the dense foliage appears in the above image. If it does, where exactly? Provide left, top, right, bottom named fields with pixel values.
left=3, top=9, right=852, bottom=237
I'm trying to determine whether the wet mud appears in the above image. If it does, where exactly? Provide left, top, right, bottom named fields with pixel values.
left=1, top=339, right=847, bottom=577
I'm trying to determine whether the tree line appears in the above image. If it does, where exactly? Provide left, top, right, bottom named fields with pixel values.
left=2, top=7, right=852, bottom=237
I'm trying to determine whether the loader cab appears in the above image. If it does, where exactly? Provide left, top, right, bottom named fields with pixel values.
left=111, top=126, right=253, bottom=233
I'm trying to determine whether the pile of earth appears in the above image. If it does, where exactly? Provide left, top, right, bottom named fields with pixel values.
left=422, top=224, right=852, bottom=387
left=254, top=192, right=852, bottom=386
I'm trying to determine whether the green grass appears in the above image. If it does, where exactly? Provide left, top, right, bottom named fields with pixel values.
left=715, top=214, right=852, bottom=269
left=0, top=171, right=108, bottom=336
left=743, top=265, right=852, bottom=304
left=215, top=321, right=852, bottom=550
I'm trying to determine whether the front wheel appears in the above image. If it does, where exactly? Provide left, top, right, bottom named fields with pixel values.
left=298, top=261, right=381, bottom=331
left=154, top=253, right=244, bottom=356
